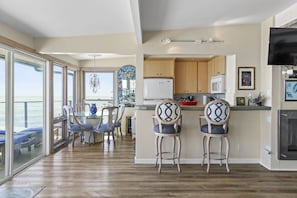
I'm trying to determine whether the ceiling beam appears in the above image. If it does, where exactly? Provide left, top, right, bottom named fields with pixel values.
left=129, top=0, right=142, bottom=46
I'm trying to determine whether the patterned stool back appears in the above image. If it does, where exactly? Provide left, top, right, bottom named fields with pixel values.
left=155, top=99, right=181, bottom=125
left=204, top=99, right=230, bottom=126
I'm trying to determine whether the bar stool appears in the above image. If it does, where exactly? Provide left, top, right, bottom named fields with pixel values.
left=199, top=99, right=231, bottom=173
left=152, top=99, right=182, bottom=173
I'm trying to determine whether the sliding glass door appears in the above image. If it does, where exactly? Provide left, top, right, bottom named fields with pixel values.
left=13, top=52, right=45, bottom=172
left=0, top=48, right=46, bottom=177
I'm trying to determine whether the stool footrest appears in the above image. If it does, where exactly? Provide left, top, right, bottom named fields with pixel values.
left=203, top=152, right=227, bottom=160
left=157, top=152, right=179, bottom=160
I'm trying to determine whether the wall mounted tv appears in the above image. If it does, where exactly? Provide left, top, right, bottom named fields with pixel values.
left=268, top=27, right=297, bottom=66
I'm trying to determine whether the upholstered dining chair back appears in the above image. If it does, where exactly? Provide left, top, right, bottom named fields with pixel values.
left=114, top=104, right=125, bottom=136
left=63, top=105, right=94, bottom=148
left=204, top=99, right=230, bottom=129
left=117, top=104, right=125, bottom=122
left=94, top=106, right=119, bottom=145
left=95, top=106, right=119, bottom=132
left=155, top=99, right=181, bottom=126
left=63, top=105, right=81, bottom=130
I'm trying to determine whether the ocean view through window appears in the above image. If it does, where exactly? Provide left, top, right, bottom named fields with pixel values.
left=84, top=72, right=114, bottom=108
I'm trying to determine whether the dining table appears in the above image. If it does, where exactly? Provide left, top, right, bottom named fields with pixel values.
left=74, top=112, right=103, bottom=144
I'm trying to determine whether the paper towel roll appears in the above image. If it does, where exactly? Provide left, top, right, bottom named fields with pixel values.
left=203, top=96, right=208, bottom=105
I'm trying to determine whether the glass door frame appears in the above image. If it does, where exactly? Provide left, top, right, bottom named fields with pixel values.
left=51, top=63, right=78, bottom=152
left=0, top=44, right=13, bottom=180
left=0, top=45, right=48, bottom=182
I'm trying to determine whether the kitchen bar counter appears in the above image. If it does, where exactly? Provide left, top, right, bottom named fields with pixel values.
left=134, top=103, right=274, bottom=169
left=135, top=104, right=271, bottom=111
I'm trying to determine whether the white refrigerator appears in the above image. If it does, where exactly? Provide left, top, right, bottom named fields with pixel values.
left=143, top=78, right=173, bottom=104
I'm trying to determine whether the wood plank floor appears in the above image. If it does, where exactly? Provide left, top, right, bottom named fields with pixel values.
left=1, top=136, right=297, bottom=197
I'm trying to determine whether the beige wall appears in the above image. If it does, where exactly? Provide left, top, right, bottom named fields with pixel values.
left=136, top=24, right=262, bottom=104
left=142, top=24, right=261, bottom=67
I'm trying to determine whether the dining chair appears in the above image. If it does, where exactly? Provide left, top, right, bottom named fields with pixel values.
left=93, top=106, right=119, bottom=146
left=152, top=99, right=182, bottom=173
left=199, top=99, right=231, bottom=173
left=114, top=104, right=125, bottom=136
left=63, top=105, right=93, bottom=148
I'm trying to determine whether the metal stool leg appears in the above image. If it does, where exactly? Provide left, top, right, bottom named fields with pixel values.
left=155, top=136, right=159, bottom=167
left=172, top=136, right=176, bottom=166
left=225, top=136, right=230, bottom=173
left=206, top=136, right=211, bottom=173
left=201, top=135, right=206, bottom=166
left=219, top=136, right=223, bottom=167
left=158, top=136, right=163, bottom=173
left=176, top=135, right=181, bottom=173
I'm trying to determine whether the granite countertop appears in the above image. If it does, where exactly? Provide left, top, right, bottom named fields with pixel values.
left=135, top=104, right=271, bottom=111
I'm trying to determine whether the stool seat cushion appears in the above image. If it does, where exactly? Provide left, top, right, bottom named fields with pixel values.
left=154, top=124, right=181, bottom=134
left=201, top=124, right=227, bottom=134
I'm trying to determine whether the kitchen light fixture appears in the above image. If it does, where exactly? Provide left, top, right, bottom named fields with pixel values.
left=161, top=37, right=223, bottom=45
left=282, top=69, right=297, bottom=78
left=89, top=55, right=100, bottom=93
left=282, top=69, right=294, bottom=75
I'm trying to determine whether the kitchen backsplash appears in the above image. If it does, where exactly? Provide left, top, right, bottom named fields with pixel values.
left=174, top=93, right=225, bottom=104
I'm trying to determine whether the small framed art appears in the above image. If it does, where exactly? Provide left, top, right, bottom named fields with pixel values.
left=285, top=80, right=297, bottom=101
left=236, top=97, right=246, bottom=106
left=238, top=67, right=255, bottom=90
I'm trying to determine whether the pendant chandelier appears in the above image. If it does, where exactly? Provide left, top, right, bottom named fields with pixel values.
left=89, top=55, right=100, bottom=93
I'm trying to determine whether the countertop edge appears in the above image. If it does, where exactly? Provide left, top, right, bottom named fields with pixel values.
left=135, top=105, right=271, bottom=111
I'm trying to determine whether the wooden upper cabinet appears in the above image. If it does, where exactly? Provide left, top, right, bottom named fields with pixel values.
left=207, top=60, right=214, bottom=92
left=207, top=56, right=226, bottom=77
left=197, top=62, right=208, bottom=93
left=175, top=61, right=198, bottom=94
left=213, top=56, right=226, bottom=75
left=143, top=58, right=175, bottom=78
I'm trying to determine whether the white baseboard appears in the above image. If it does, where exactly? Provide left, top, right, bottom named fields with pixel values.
left=134, top=157, right=259, bottom=164
left=134, top=157, right=297, bottom=171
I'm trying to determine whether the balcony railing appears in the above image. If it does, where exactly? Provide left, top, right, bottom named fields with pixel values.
left=0, top=99, right=114, bottom=131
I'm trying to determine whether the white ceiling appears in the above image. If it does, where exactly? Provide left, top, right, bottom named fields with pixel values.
left=0, top=0, right=296, bottom=60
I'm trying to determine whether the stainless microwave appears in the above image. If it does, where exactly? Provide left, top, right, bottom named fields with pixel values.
left=211, top=75, right=225, bottom=93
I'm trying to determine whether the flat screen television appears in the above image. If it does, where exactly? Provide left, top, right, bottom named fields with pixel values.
left=268, top=27, right=297, bottom=66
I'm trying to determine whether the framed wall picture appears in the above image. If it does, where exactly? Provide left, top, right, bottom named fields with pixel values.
left=238, top=67, right=255, bottom=90
left=236, top=97, right=246, bottom=106
left=285, top=80, right=297, bottom=101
